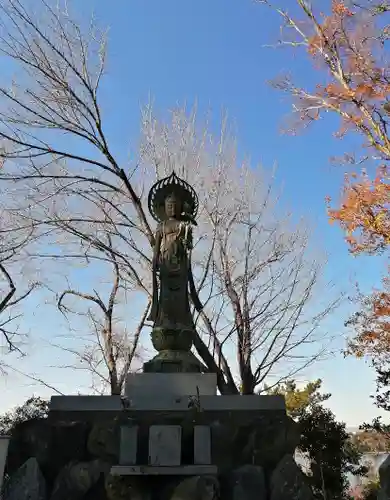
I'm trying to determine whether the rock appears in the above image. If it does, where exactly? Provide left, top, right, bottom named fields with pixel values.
left=170, top=476, right=219, bottom=500
left=242, top=417, right=300, bottom=468
left=270, top=454, right=314, bottom=500
left=49, top=459, right=108, bottom=500
left=378, top=455, right=390, bottom=499
left=209, top=420, right=234, bottom=470
left=5, top=418, right=90, bottom=489
left=2, top=457, right=46, bottom=500
left=50, top=421, right=90, bottom=464
left=45, top=421, right=90, bottom=488
left=105, top=474, right=147, bottom=500
left=84, top=472, right=109, bottom=500
left=227, top=465, right=266, bottom=500
left=88, top=423, right=118, bottom=462
left=211, top=414, right=299, bottom=471
left=5, top=419, right=50, bottom=477
left=284, top=417, right=301, bottom=454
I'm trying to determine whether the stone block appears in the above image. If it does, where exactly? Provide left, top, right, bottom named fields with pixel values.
left=148, top=425, right=181, bottom=466
left=125, top=373, right=217, bottom=400
left=119, top=426, right=138, bottom=465
left=194, top=426, right=211, bottom=465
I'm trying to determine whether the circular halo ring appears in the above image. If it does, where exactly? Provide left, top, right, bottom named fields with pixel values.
left=148, top=171, right=199, bottom=223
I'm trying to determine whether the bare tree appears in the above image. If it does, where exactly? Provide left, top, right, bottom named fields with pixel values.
left=0, top=0, right=154, bottom=390
left=55, top=235, right=150, bottom=395
left=0, top=0, right=340, bottom=395
left=210, top=188, right=335, bottom=395
left=0, top=216, right=37, bottom=356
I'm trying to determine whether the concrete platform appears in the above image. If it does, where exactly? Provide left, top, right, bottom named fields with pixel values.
left=49, top=394, right=285, bottom=413
left=49, top=395, right=123, bottom=412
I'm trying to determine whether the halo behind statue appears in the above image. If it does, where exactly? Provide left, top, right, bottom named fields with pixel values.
left=148, top=171, right=199, bottom=223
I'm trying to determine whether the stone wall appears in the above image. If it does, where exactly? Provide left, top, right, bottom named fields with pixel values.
left=0, top=411, right=316, bottom=500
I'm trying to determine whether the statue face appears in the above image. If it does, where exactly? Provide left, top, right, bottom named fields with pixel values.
left=165, top=193, right=181, bottom=218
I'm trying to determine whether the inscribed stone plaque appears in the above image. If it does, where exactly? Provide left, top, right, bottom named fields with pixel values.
left=119, top=426, right=138, bottom=465
left=149, top=425, right=181, bottom=466
left=194, top=426, right=211, bottom=465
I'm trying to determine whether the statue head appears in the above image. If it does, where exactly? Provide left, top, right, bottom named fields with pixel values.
left=148, top=171, right=198, bottom=223
left=164, top=191, right=182, bottom=219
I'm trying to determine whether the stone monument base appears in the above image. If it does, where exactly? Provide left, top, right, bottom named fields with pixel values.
left=0, top=372, right=315, bottom=500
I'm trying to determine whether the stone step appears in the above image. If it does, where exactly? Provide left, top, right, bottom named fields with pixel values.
left=110, top=465, right=218, bottom=476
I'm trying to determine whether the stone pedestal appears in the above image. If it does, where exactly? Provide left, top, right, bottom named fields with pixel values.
left=124, top=373, right=217, bottom=400
left=35, top=369, right=310, bottom=499
left=143, top=350, right=203, bottom=373
left=8, top=383, right=310, bottom=500
left=49, top=372, right=287, bottom=477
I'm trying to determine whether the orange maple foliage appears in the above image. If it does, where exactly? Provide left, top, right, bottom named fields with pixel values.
left=267, top=0, right=390, bottom=361
left=329, top=167, right=390, bottom=254
left=348, top=274, right=390, bottom=362
left=332, top=1, right=353, bottom=18
left=302, top=2, right=390, bottom=144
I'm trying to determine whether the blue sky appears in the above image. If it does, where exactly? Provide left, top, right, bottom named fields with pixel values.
left=0, top=0, right=388, bottom=426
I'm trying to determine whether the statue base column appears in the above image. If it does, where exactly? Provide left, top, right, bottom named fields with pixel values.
left=144, top=326, right=204, bottom=373
left=143, top=350, right=203, bottom=373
